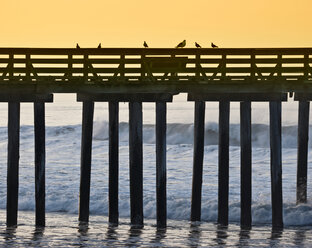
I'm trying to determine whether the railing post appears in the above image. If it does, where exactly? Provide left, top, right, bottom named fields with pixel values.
left=269, top=101, right=283, bottom=229
left=9, top=53, right=14, bottom=80
left=34, top=102, right=46, bottom=226
left=68, top=54, right=73, bottom=80
left=129, top=101, right=143, bottom=226
left=250, top=53, right=256, bottom=82
left=7, top=102, right=20, bottom=227
left=26, top=53, right=31, bottom=82
left=83, top=54, right=88, bottom=82
left=195, top=53, right=200, bottom=81
left=297, top=100, right=310, bottom=204
left=218, top=100, right=230, bottom=226
left=221, top=54, right=226, bottom=81
left=120, top=54, right=125, bottom=80
left=109, top=101, right=119, bottom=225
left=191, top=101, right=205, bottom=221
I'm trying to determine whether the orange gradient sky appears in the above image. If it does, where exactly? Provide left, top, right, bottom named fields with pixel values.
left=1, top=0, right=311, bottom=48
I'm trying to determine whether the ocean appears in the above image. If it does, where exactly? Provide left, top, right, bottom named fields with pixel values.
left=0, top=93, right=312, bottom=247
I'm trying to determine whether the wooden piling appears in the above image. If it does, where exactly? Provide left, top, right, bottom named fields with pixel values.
left=79, top=101, right=94, bottom=223
left=297, top=100, right=310, bottom=204
left=156, top=101, right=167, bottom=227
left=7, top=102, right=20, bottom=227
left=240, top=101, right=252, bottom=228
left=191, top=101, right=205, bottom=221
left=109, top=101, right=119, bottom=224
left=129, top=101, right=143, bottom=226
left=269, top=101, right=283, bottom=228
left=218, top=101, right=230, bottom=226
left=34, top=102, right=46, bottom=226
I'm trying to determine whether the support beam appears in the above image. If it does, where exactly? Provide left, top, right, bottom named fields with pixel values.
left=297, top=100, right=310, bottom=204
left=79, top=101, right=94, bottom=223
left=191, top=101, right=205, bottom=221
left=129, top=102, right=143, bottom=226
left=218, top=101, right=230, bottom=226
left=240, top=101, right=252, bottom=228
left=269, top=101, right=283, bottom=229
left=7, top=102, right=20, bottom=227
left=34, top=102, right=46, bottom=226
left=109, top=101, right=119, bottom=224
left=156, top=101, right=167, bottom=228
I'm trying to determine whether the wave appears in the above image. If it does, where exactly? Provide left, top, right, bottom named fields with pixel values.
left=0, top=122, right=301, bottom=148
left=93, top=121, right=303, bottom=148
left=9, top=195, right=312, bottom=226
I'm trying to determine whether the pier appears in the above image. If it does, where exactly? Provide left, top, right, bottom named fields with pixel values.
left=1, top=47, right=312, bottom=229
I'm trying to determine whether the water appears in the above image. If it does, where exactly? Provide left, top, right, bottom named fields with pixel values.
left=0, top=93, right=312, bottom=247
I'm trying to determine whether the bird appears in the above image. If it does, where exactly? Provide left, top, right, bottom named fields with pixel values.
left=76, top=43, right=80, bottom=49
left=97, top=43, right=101, bottom=48
left=176, top=40, right=186, bottom=48
left=211, top=42, right=218, bottom=48
left=195, top=42, right=201, bottom=48
left=143, top=41, right=148, bottom=48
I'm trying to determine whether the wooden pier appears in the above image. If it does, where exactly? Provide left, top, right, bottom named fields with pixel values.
left=0, top=47, right=312, bottom=228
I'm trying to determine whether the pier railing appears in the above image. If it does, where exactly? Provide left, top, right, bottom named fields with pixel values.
left=0, top=47, right=311, bottom=84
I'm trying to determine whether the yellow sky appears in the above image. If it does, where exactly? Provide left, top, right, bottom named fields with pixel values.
left=1, top=0, right=311, bottom=48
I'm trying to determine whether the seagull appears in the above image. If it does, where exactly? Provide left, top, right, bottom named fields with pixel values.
left=97, top=43, right=101, bottom=48
left=195, top=42, right=201, bottom=48
left=176, top=40, right=186, bottom=48
left=76, top=43, right=80, bottom=49
left=211, top=42, right=218, bottom=48
left=143, top=41, right=148, bottom=48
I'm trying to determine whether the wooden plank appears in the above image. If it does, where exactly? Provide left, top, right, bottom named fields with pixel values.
left=191, top=101, right=205, bottom=221
left=297, top=101, right=310, bottom=204
left=78, top=101, right=94, bottom=223
left=0, top=94, right=53, bottom=102
left=156, top=101, right=167, bottom=227
left=34, top=102, right=46, bottom=226
left=218, top=101, right=230, bottom=226
left=129, top=101, right=143, bottom=226
left=7, top=102, right=20, bottom=227
left=240, top=101, right=252, bottom=228
left=188, top=93, right=288, bottom=102
left=109, top=101, right=119, bottom=225
left=295, top=93, right=312, bottom=101
left=269, top=101, right=283, bottom=229
left=77, top=93, right=174, bottom=102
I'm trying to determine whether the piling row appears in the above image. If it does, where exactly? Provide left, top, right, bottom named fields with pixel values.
left=1, top=92, right=310, bottom=230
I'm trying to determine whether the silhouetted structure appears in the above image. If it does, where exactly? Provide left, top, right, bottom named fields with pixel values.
left=0, top=46, right=311, bottom=230
left=98, top=43, right=101, bottom=49
left=76, top=43, right=80, bottom=49
left=211, top=42, right=218, bottom=48
left=143, top=41, right=148, bottom=48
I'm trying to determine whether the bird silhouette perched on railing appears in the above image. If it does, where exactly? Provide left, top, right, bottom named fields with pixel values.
left=98, top=43, right=101, bottom=48
left=195, top=42, right=201, bottom=48
left=143, top=41, right=148, bottom=48
left=76, top=43, right=80, bottom=49
left=211, top=42, right=218, bottom=48
left=176, top=40, right=186, bottom=48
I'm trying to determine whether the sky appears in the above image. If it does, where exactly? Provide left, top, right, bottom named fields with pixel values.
left=0, top=0, right=311, bottom=48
